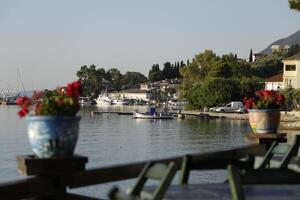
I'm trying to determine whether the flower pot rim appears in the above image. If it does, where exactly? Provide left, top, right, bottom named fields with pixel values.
left=248, top=108, right=281, bottom=112
left=26, top=115, right=81, bottom=121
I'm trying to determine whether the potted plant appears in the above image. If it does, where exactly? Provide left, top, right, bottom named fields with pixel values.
left=17, top=81, right=83, bottom=158
left=243, top=90, right=285, bottom=134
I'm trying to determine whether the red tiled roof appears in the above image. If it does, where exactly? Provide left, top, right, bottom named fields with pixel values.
left=265, top=73, right=283, bottom=82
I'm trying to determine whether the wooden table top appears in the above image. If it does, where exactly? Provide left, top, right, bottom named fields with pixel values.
left=244, top=133, right=287, bottom=144
left=146, top=183, right=300, bottom=200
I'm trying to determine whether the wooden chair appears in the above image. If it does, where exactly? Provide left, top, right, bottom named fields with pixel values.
left=108, top=161, right=177, bottom=200
left=178, top=154, right=255, bottom=185
left=228, top=135, right=300, bottom=200
left=257, top=134, right=300, bottom=170
left=228, top=164, right=300, bottom=200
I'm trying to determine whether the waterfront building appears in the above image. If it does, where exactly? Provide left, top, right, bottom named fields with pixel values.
left=109, top=89, right=150, bottom=101
left=265, top=73, right=283, bottom=90
left=282, top=52, right=300, bottom=88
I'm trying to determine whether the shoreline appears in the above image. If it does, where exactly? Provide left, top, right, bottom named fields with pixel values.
left=181, top=110, right=300, bottom=130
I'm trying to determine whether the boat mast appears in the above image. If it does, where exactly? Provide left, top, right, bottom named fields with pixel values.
left=17, top=68, right=26, bottom=96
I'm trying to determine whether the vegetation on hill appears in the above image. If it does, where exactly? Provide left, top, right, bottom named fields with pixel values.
left=178, top=50, right=264, bottom=109
left=148, top=61, right=184, bottom=82
left=252, top=44, right=300, bottom=78
left=76, top=65, right=147, bottom=97
left=289, top=0, right=300, bottom=11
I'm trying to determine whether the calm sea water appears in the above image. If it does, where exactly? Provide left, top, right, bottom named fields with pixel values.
left=0, top=105, right=251, bottom=198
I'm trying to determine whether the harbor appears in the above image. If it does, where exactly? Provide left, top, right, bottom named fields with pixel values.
left=1, top=1, right=300, bottom=199
left=0, top=105, right=253, bottom=198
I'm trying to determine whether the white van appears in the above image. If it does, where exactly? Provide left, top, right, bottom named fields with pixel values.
left=215, top=101, right=246, bottom=113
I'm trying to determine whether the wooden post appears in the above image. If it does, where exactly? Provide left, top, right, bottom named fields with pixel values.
left=16, top=155, right=88, bottom=200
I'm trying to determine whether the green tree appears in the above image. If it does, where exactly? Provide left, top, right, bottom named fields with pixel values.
left=107, top=68, right=123, bottom=91
left=148, top=64, right=162, bottom=82
left=289, top=0, right=300, bottom=11
left=187, top=77, right=238, bottom=109
left=249, top=49, right=253, bottom=63
left=76, top=65, right=105, bottom=97
left=250, top=52, right=285, bottom=78
left=121, top=72, right=147, bottom=88
left=162, top=62, right=173, bottom=79
left=208, top=62, right=232, bottom=78
left=238, top=77, right=264, bottom=98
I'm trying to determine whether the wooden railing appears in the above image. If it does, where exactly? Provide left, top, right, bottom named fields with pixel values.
left=0, top=144, right=266, bottom=200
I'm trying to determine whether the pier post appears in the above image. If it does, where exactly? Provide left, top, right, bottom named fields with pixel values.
left=16, top=155, right=88, bottom=200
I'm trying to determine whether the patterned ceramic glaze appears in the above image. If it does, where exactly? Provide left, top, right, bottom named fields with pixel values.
left=26, top=116, right=81, bottom=158
left=248, top=109, right=280, bottom=134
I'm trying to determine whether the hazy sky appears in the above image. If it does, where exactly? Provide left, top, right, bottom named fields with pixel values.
left=0, top=0, right=300, bottom=91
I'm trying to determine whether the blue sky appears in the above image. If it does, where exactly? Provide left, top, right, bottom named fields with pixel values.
left=0, top=0, right=299, bottom=91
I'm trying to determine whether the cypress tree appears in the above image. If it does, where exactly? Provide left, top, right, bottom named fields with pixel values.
left=249, top=49, right=253, bottom=63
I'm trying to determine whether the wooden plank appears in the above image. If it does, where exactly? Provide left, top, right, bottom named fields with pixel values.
left=17, top=154, right=88, bottom=176
left=66, top=144, right=265, bottom=188
left=242, top=169, right=300, bottom=184
left=0, top=177, right=55, bottom=200
left=244, top=134, right=287, bottom=145
left=179, top=155, right=192, bottom=184
left=64, top=193, right=103, bottom=200
left=228, top=165, right=244, bottom=200
left=245, top=133, right=286, bottom=139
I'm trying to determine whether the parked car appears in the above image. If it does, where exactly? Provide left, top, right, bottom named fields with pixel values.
left=209, top=103, right=226, bottom=112
left=215, top=101, right=246, bottom=113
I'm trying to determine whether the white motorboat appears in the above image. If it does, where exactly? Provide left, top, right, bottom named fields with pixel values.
left=113, top=99, right=130, bottom=105
left=134, top=108, right=174, bottom=119
left=95, top=94, right=113, bottom=105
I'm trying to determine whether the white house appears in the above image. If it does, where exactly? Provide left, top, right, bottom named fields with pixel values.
left=282, top=52, right=300, bottom=89
left=271, top=44, right=290, bottom=53
left=265, top=73, right=283, bottom=90
left=140, top=82, right=151, bottom=91
left=109, top=89, right=150, bottom=101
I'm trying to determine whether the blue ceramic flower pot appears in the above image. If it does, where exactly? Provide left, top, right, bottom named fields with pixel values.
left=26, top=116, right=81, bottom=158
left=248, top=109, right=280, bottom=134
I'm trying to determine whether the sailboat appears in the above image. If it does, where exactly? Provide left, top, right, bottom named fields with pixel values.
left=0, top=68, right=26, bottom=105
left=0, top=90, right=18, bottom=105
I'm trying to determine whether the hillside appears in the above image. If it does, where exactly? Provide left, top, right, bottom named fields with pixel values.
left=259, top=30, right=300, bottom=54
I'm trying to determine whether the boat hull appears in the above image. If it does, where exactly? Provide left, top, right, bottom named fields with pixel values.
left=134, top=112, right=174, bottom=119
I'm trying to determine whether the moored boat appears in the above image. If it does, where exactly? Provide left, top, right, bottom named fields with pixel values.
left=134, top=107, right=174, bottom=119
left=113, top=99, right=129, bottom=105
left=0, top=96, right=18, bottom=105
left=94, top=94, right=113, bottom=105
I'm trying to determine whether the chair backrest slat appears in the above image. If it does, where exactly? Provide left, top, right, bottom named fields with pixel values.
left=145, top=163, right=169, bottom=180
left=272, top=144, right=291, bottom=154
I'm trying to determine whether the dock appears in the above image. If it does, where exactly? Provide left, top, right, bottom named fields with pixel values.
left=91, top=111, right=134, bottom=115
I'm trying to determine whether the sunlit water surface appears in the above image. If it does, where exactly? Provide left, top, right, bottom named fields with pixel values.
left=0, top=105, right=251, bottom=198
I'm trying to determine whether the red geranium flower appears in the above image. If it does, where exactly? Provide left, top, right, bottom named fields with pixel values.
left=243, top=90, right=285, bottom=110
left=18, top=107, right=29, bottom=118
left=66, top=81, right=83, bottom=98
left=16, top=81, right=83, bottom=118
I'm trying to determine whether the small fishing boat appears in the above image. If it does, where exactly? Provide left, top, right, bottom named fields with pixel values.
left=113, top=99, right=129, bottom=105
left=95, top=94, right=113, bottom=105
left=134, top=108, right=174, bottom=119
left=0, top=96, right=18, bottom=105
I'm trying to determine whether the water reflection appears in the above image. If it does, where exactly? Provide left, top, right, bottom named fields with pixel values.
left=0, top=105, right=252, bottom=197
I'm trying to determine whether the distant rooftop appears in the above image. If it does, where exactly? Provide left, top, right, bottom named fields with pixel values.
left=265, top=72, right=283, bottom=82
left=283, top=52, right=300, bottom=61
left=118, top=89, right=147, bottom=94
